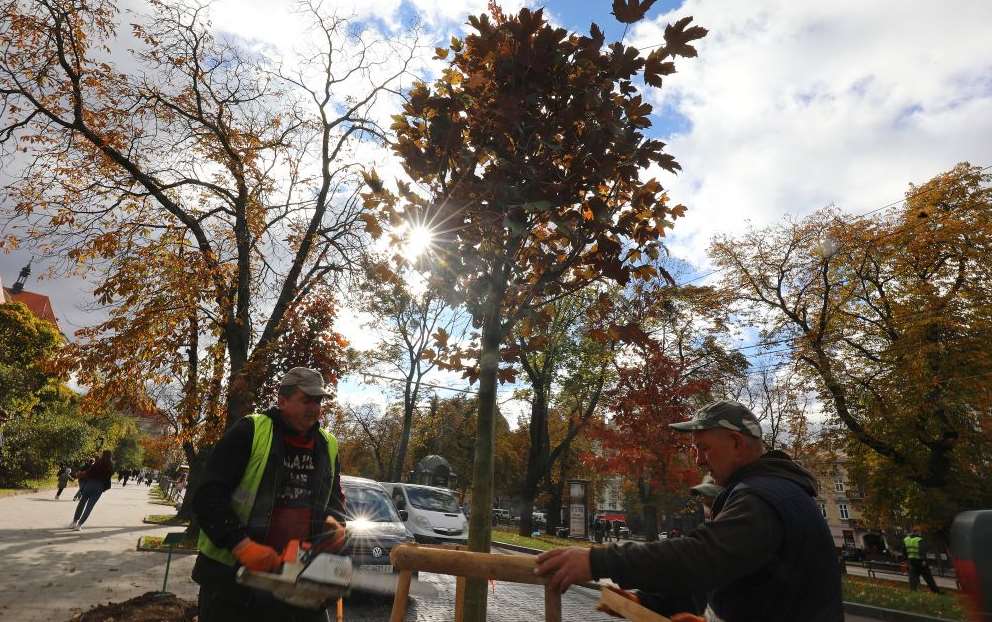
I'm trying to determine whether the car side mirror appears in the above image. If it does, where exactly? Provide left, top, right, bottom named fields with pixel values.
left=399, top=509, right=409, bottom=522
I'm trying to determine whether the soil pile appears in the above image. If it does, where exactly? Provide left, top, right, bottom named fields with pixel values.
left=68, top=591, right=196, bottom=622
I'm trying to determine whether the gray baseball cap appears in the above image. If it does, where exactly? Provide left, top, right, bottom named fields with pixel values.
left=280, top=367, right=333, bottom=397
left=690, top=474, right=723, bottom=498
left=669, top=399, right=762, bottom=439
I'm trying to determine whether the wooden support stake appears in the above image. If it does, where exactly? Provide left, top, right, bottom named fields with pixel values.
left=544, top=584, right=562, bottom=622
left=388, top=570, right=412, bottom=622
left=390, top=544, right=545, bottom=585
left=336, top=597, right=344, bottom=622
left=597, top=588, right=672, bottom=622
left=455, top=576, right=466, bottom=622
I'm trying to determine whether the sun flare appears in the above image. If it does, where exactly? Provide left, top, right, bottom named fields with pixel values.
left=404, top=225, right=434, bottom=260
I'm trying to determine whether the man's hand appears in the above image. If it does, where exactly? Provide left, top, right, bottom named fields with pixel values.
left=596, top=585, right=640, bottom=618
left=232, top=538, right=281, bottom=572
left=534, top=547, right=592, bottom=593
left=314, top=516, right=346, bottom=554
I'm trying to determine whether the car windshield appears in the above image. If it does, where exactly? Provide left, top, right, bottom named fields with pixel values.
left=344, top=485, right=401, bottom=522
left=405, top=486, right=460, bottom=513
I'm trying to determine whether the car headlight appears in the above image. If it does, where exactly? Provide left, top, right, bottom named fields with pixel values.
left=414, top=515, right=431, bottom=530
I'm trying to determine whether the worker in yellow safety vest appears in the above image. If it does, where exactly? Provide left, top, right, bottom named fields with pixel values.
left=904, top=530, right=941, bottom=593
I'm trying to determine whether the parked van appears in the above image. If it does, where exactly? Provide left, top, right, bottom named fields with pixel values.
left=383, top=482, right=468, bottom=545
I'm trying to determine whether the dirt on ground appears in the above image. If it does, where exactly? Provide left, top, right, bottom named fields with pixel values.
left=67, top=592, right=196, bottom=622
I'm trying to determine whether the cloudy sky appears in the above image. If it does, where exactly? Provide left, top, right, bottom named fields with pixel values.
left=2, top=0, right=990, bottom=414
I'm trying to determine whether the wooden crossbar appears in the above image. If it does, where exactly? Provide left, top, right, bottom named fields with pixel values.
left=387, top=543, right=561, bottom=622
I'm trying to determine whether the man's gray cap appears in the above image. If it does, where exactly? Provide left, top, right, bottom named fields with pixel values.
left=690, top=474, right=723, bottom=498
left=669, top=399, right=763, bottom=439
left=280, top=367, right=333, bottom=397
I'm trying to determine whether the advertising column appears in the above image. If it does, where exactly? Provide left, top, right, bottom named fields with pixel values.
left=568, top=480, right=589, bottom=540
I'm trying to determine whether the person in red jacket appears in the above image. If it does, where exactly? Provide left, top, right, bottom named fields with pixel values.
left=69, top=450, right=113, bottom=530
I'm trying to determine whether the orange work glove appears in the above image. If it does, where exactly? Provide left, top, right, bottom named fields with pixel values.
left=313, top=516, right=346, bottom=554
left=232, top=538, right=281, bottom=572
left=671, top=614, right=706, bottom=622
left=595, top=585, right=640, bottom=618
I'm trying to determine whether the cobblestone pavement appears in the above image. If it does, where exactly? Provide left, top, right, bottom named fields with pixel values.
left=339, top=571, right=616, bottom=621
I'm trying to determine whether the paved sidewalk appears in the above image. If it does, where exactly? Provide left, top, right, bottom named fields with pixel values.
left=0, top=482, right=198, bottom=622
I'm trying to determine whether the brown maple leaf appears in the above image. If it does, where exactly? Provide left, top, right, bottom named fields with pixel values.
left=612, top=0, right=657, bottom=24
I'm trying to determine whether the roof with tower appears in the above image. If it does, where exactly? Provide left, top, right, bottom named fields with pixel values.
left=1, top=260, right=60, bottom=329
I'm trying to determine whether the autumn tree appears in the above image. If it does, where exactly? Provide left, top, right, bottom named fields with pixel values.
left=710, top=163, right=992, bottom=531
left=587, top=344, right=708, bottom=541
left=0, top=0, right=417, bottom=426
left=335, top=403, right=403, bottom=481
left=361, top=4, right=705, bottom=616
left=512, top=288, right=615, bottom=537
left=355, top=269, right=467, bottom=482
left=731, top=367, right=817, bottom=454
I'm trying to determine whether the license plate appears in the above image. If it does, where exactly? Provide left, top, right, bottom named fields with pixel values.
left=361, top=564, right=393, bottom=573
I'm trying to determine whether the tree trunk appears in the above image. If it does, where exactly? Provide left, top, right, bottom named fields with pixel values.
left=639, top=479, right=658, bottom=542
left=391, top=378, right=418, bottom=482
left=176, top=441, right=198, bottom=520
left=518, top=388, right=548, bottom=537
left=224, top=333, right=253, bottom=428
left=180, top=441, right=211, bottom=540
left=545, top=441, right=572, bottom=536
left=463, top=280, right=505, bottom=622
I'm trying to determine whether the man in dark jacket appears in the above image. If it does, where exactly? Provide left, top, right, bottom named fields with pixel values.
left=192, top=367, right=347, bottom=622
left=536, top=399, right=843, bottom=622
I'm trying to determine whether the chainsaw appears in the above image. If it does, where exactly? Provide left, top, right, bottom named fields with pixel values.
left=235, top=536, right=436, bottom=610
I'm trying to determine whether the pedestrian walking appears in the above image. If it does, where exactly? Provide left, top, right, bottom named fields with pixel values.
left=69, top=450, right=113, bottom=530
left=72, top=458, right=94, bottom=501
left=612, top=520, right=621, bottom=542
left=122, top=469, right=131, bottom=487
left=904, top=529, right=941, bottom=593
left=55, top=464, right=74, bottom=499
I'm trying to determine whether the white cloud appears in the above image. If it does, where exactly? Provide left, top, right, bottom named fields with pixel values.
left=633, top=0, right=992, bottom=269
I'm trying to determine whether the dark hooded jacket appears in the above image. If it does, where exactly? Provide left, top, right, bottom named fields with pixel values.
left=589, top=450, right=843, bottom=622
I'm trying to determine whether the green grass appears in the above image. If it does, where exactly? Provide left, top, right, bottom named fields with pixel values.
left=148, top=484, right=179, bottom=506
left=0, top=476, right=59, bottom=497
left=492, top=528, right=593, bottom=552
left=143, top=513, right=190, bottom=526
left=138, top=534, right=197, bottom=552
left=843, top=575, right=964, bottom=620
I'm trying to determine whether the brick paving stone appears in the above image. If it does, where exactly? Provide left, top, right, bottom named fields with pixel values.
left=338, top=572, right=617, bottom=621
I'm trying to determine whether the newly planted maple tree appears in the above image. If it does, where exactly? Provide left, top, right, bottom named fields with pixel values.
left=361, top=3, right=705, bottom=616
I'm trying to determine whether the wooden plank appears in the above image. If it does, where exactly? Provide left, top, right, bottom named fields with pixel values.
left=597, top=587, right=672, bottom=622
left=454, top=576, right=466, bottom=622
left=388, top=570, right=412, bottom=622
left=544, top=584, right=562, bottom=622
left=390, top=544, right=545, bottom=585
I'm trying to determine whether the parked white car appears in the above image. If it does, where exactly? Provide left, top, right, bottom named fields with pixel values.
left=382, top=482, right=468, bottom=545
